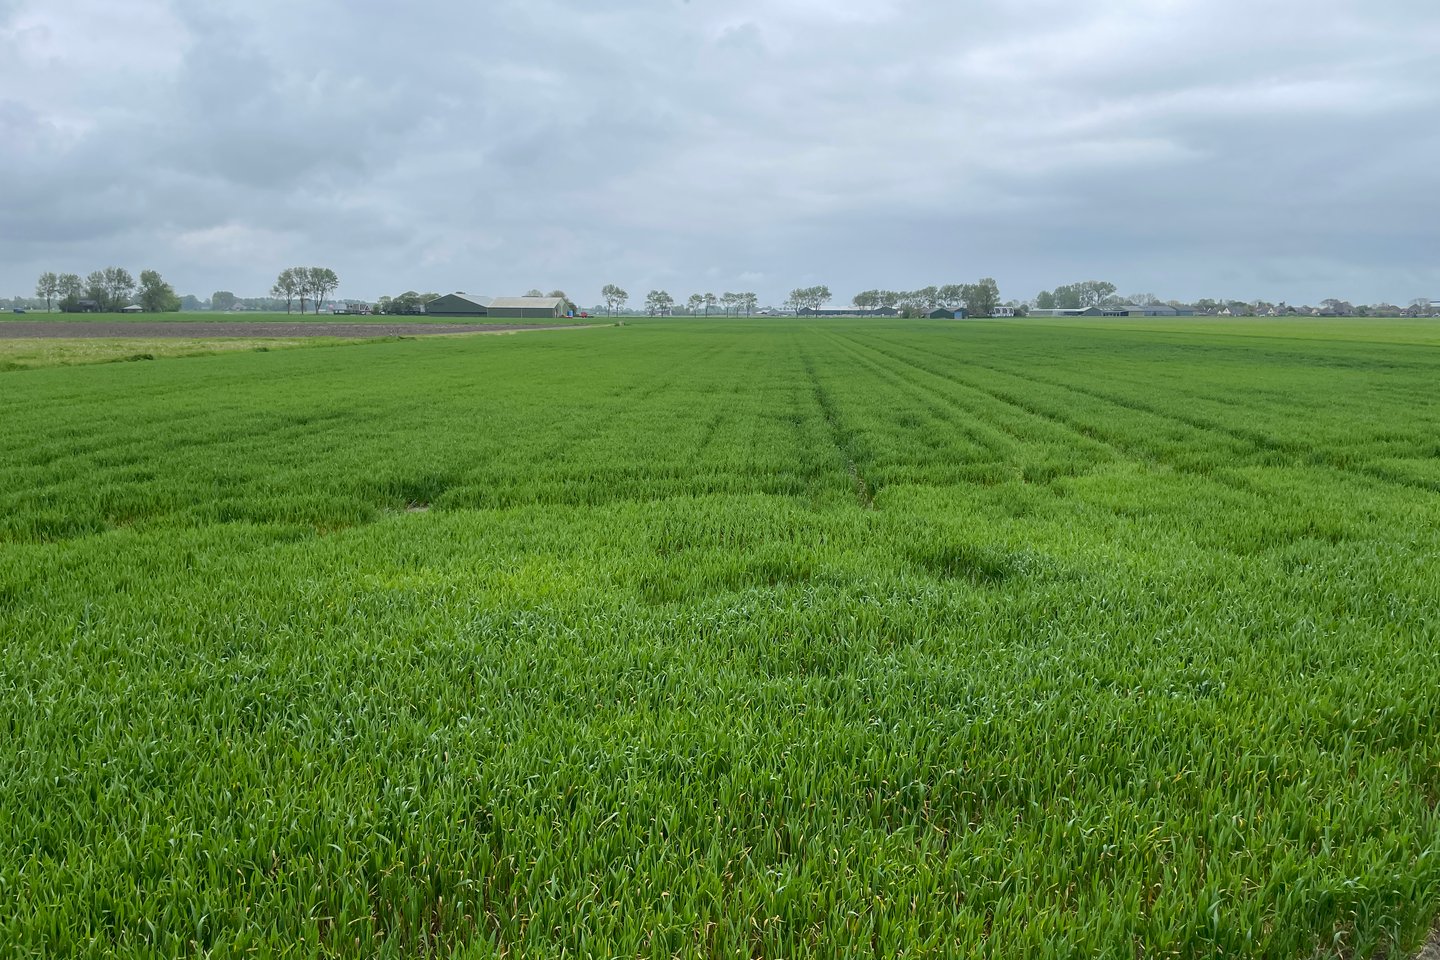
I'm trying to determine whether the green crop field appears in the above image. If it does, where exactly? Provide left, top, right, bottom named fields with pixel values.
left=2, top=317, right=1437, bottom=958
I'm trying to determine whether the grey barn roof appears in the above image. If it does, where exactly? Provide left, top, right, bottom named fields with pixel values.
left=487, top=297, right=565, bottom=310
left=443, top=293, right=494, bottom=307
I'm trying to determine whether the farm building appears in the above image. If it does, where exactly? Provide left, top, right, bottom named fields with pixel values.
left=1119, top=304, right=1196, bottom=317
left=62, top=299, right=102, bottom=313
left=426, top=294, right=567, bottom=319
left=121, top=304, right=143, bottom=314
left=487, top=297, right=568, bottom=320
left=424, top=293, right=494, bottom=317
left=1029, top=304, right=1196, bottom=318
left=927, top=308, right=958, bottom=319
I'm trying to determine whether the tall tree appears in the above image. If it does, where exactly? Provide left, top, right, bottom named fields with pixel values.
left=546, top=290, right=577, bottom=313
left=271, top=268, right=300, bottom=314
left=106, top=267, right=136, bottom=309
left=305, top=267, right=339, bottom=314
left=852, top=290, right=877, bottom=314
left=1083, top=281, right=1117, bottom=307
left=937, top=284, right=965, bottom=310
left=1035, top=290, right=1057, bottom=309
left=687, top=293, right=703, bottom=316
left=56, top=273, right=83, bottom=310
left=85, top=267, right=135, bottom=311
left=390, top=291, right=423, bottom=314
left=525, top=288, right=544, bottom=297
left=601, top=284, right=629, bottom=315
left=741, top=292, right=758, bottom=316
left=703, top=293, right=717, bottom=317
left=35, top=272, right=59, bottom=312
left=138, top=270, right=181, bottom=312
left=720, top=292, right=739, bottom=316
left=962, top=278, right=1001, bottom=318
left=211, top=290, right=238, bottom=312
left=84, top=270, right=106, bottom=304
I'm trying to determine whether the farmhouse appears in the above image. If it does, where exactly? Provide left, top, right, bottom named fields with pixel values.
left=424, top=293, right=494, bottom=317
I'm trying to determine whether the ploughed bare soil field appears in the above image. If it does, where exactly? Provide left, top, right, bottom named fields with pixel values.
left=0, top=320, right=580, bottom=338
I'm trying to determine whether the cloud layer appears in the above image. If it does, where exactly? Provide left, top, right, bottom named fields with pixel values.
left=3, top=0, right=1438, bottom=305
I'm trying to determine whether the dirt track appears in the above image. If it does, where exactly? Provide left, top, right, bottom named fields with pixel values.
left=0, top=321, right=580, bottom=339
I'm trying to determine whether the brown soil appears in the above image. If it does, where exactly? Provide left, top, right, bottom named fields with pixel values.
left=0, top=321, right=580, bottom=339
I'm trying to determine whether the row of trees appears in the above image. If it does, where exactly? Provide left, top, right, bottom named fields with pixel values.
left=695, top=292, right=759, bottom=316
left=784, top=286, right=834, bottom=315
left=35, top=268, right=179, bottom=312
left=376, top=291, right=441, bottom=315
left=1028, top=281, right=1439, bottom=317
left=609, top=284, right=1008, bottom=317
left=1034, top=281, right=1120, bottom=310
left=629, top=290, right=765, bottom=316
left=849, top=280, right=1003, bottom=317
left=270, top=267, right=339, bottom=314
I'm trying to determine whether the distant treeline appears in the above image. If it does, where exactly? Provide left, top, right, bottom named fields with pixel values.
left=9, top=270, right=1432, bottom=319
left=29, top=268, right=180, bottom=313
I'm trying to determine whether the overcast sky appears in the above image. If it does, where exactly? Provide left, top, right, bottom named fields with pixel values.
left=2, top=0, right=1438, bottom=307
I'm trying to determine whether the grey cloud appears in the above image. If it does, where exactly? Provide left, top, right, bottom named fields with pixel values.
left=1, top=0, right=1438, bottom=305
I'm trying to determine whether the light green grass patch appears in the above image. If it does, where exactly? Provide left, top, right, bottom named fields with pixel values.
left=0, top=336, right=351, bottom=370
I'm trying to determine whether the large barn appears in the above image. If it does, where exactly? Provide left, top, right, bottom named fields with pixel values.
left=423, top=294, right=568, bottom=319
left=424, top=293, right=494, bottom=317
left=486, top=297, right=568, bottom=320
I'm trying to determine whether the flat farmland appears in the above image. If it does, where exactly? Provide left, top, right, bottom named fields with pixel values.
left=1, top=318, right=1437, bottom=957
